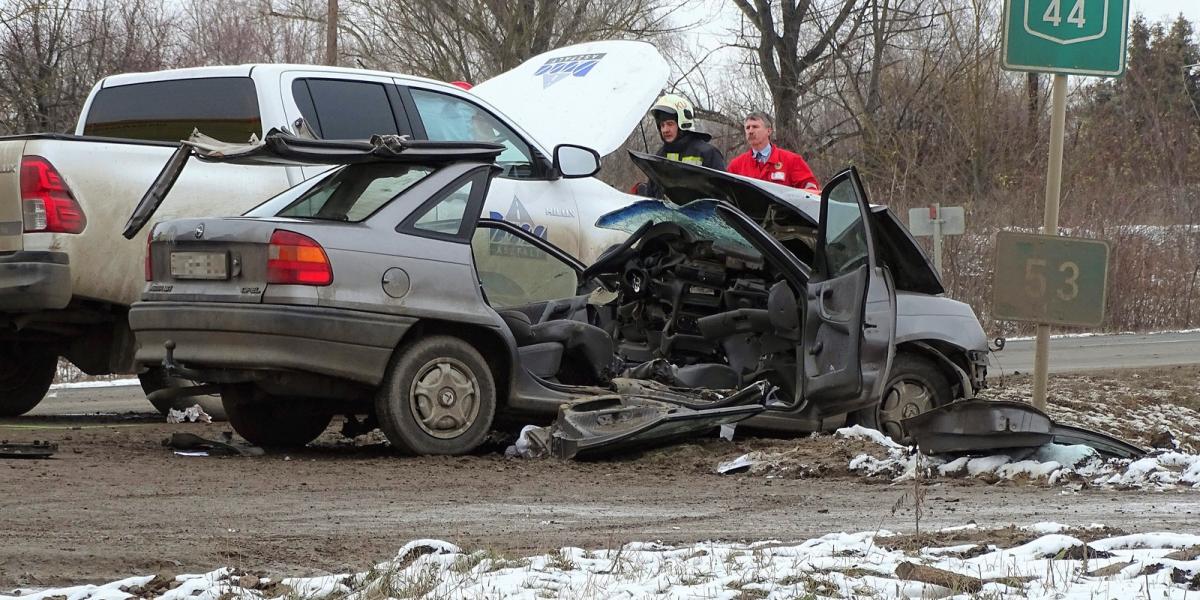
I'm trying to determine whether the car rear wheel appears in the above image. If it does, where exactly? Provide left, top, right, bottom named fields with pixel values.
left=221, top=384, right=333, bottom=448
left=375, top=335, right=496, bottom=456
left=857, top=352, right=953, bottom=444
left=139, top=367, right=227, bottom=419
left=0, top=345, right=57, bottom=417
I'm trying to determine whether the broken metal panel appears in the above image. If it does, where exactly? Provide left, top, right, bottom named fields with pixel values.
left=549, top=382, right=772, bottom=459
left=903, top=399, right=1147, bottom=459
left=903, top=399, right=1054, bottom=455
left=550, top=396, right=763, bottom=460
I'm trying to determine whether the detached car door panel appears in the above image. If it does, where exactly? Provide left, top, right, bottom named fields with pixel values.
left=801, top=167, right=896, bottom=415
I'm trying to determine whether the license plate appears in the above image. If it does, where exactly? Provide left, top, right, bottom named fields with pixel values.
left=170, top=251, right=229, bottom=280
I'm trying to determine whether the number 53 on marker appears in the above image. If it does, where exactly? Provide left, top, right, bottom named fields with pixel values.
left=992, top=232, right=1111, bottom=327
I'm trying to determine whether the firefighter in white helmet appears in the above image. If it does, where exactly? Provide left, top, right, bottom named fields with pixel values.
left=637, top=93, right=725, bottom=197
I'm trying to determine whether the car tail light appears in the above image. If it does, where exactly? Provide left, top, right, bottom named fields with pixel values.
left=267, top=229, right=332, bottom=286
left=21, top=156, right=86, bottom=234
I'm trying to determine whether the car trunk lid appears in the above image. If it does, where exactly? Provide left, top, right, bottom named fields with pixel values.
left=145, top=217, right=286, bottom=303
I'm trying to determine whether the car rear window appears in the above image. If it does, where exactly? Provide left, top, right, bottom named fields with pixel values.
left=275, top=163, right=434, bottom=222
left=83, top=77, right=262, bottom=143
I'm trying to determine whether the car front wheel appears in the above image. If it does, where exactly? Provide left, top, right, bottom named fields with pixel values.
left=221, top=383, right=332, bottom=448
left=375, top=335, right=496, bottom=456
left=857, top=352, right=953, bottom=444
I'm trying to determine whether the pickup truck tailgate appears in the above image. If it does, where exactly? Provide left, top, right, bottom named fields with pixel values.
left=0, top=140, right=23, bottom=252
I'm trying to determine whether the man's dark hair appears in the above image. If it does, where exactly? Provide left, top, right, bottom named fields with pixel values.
left=744, top=112, right=774, bottom=129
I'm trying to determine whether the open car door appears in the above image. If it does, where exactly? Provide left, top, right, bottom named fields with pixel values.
left=801, top=167, right=896, bottom=416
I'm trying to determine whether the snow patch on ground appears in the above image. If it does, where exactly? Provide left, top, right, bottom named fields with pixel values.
left=6, top=525, right=1200, bottom=599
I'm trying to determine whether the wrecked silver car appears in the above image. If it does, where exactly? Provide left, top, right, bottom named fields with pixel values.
left=124, top=131, right=906, bottom=456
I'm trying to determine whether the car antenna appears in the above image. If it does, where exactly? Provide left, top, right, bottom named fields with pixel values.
left=639, top=120, right=650, bottom=152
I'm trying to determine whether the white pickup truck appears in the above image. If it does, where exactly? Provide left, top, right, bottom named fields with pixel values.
left=0, top=41, right=671, bottom=415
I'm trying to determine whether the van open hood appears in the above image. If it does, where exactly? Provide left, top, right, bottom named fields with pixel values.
left=629, top=151, right=945, bottom=294
left=470, top=41, right=669, bottom=157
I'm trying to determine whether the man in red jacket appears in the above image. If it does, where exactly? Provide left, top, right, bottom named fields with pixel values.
left=726, top=112, right=820, bottom=191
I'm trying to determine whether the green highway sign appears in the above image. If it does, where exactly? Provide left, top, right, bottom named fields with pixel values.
left=992, top=231, right=1111, bottom=327
left=1002, top=0, right=1130, bottom=76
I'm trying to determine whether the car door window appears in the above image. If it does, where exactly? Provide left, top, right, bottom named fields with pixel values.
left=821, top=180, right=870, bottom=278
left=293, top=79, right=401, bottom=139
left=471, top=226, right=578, bottom=308
left=409, top=89, right=535, bottom=178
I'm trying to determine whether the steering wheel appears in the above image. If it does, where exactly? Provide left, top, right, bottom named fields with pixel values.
left=580, top=220, right=654, bottom=282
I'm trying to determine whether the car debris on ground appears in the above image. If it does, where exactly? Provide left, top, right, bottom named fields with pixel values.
left=164, top=404, right=212, bottom=424
left=0, top=440, right=57, bottom=459
left=163, top=432, right=263, bottom=457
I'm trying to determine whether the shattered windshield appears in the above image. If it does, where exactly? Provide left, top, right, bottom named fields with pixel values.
left=595, top=199, right=759, bottom=255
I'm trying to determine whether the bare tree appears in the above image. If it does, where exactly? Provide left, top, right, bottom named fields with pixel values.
left=729, top=0, right=866, bottom=150
left=0, top=0, right=175, bottom=133
left=264, top=0, right=681, bottom=82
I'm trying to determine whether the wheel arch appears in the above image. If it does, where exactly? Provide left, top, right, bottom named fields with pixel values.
left=895, top=340, right=975, bottom=401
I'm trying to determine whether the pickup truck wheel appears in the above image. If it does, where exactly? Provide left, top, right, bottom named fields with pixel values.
left=375, top=336, right=496, bottom=456
left=856, top=352, right=952, bottom=444
left=0, top=346, right=57, bottom=417
left=139, top=368, right=227, bottom=419
left=221, top=384, right=332, bottom=448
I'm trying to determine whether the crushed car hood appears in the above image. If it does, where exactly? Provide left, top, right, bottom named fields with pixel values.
left=470, top=41, right=669, bottom=158
left=629, top=151, right=945, bottom=294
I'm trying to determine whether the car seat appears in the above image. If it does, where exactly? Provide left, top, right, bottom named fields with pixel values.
left=499, top=310, right=615, bottom=384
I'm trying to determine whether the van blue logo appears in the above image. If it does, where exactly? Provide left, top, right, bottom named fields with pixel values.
left=533, top=53, right=606, bottom=88
left=489, top=197, right=547, bottom=241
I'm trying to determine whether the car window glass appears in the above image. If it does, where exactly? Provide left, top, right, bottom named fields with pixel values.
left=412, top=179, right=474, bottom=234
left=822, top=178, right=870, bottom=278
left=301, top=79, right=399, bottom=139
left=275, top=163, right=432, bottom=222
left=83, top=77, right=261, bottom=143
left=471, top=226, right=578, bottom=308
left=409, top=89, right=534, bottom=178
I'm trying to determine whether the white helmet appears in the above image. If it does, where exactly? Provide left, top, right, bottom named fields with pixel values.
left=650, top=93, right=696, bottom=131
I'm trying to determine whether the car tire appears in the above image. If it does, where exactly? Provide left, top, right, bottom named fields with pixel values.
left=0, top=345, right=57, bottom=417
left=856, top=352, right=953, bottom=444
left=375, top=335, right=496, bottom=456
left=139, top=368, right=228, bottom=419
left=221, top=383, right=333, bottom=448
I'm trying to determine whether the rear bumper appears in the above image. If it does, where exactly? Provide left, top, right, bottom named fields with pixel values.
left=0, top=251, right=71, bottom=311
left=130, top=302, right=415, bottom=385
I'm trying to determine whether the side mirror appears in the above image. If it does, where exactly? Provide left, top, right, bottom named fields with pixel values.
left=553, top=144, right=601, bottom=179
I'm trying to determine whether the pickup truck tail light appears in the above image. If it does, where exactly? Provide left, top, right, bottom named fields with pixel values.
left=20, top=156, right=87, bottom=234
left=267, top=229, right=333, bottom=286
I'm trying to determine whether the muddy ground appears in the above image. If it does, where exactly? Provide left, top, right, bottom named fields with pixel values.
left=2, top=367, right=1199, bottom=588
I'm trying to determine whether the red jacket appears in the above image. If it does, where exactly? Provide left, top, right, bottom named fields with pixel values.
left=727, top=146, right=820, bottom=191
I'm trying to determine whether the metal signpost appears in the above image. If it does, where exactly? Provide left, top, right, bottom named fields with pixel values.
left=1000, top=0, right=1128, bottom=408
left=908, top=204, right=965, bottom=276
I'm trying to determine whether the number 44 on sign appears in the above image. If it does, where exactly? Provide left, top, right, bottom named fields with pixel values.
left=1003, top=0, right=1129, bottom=76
